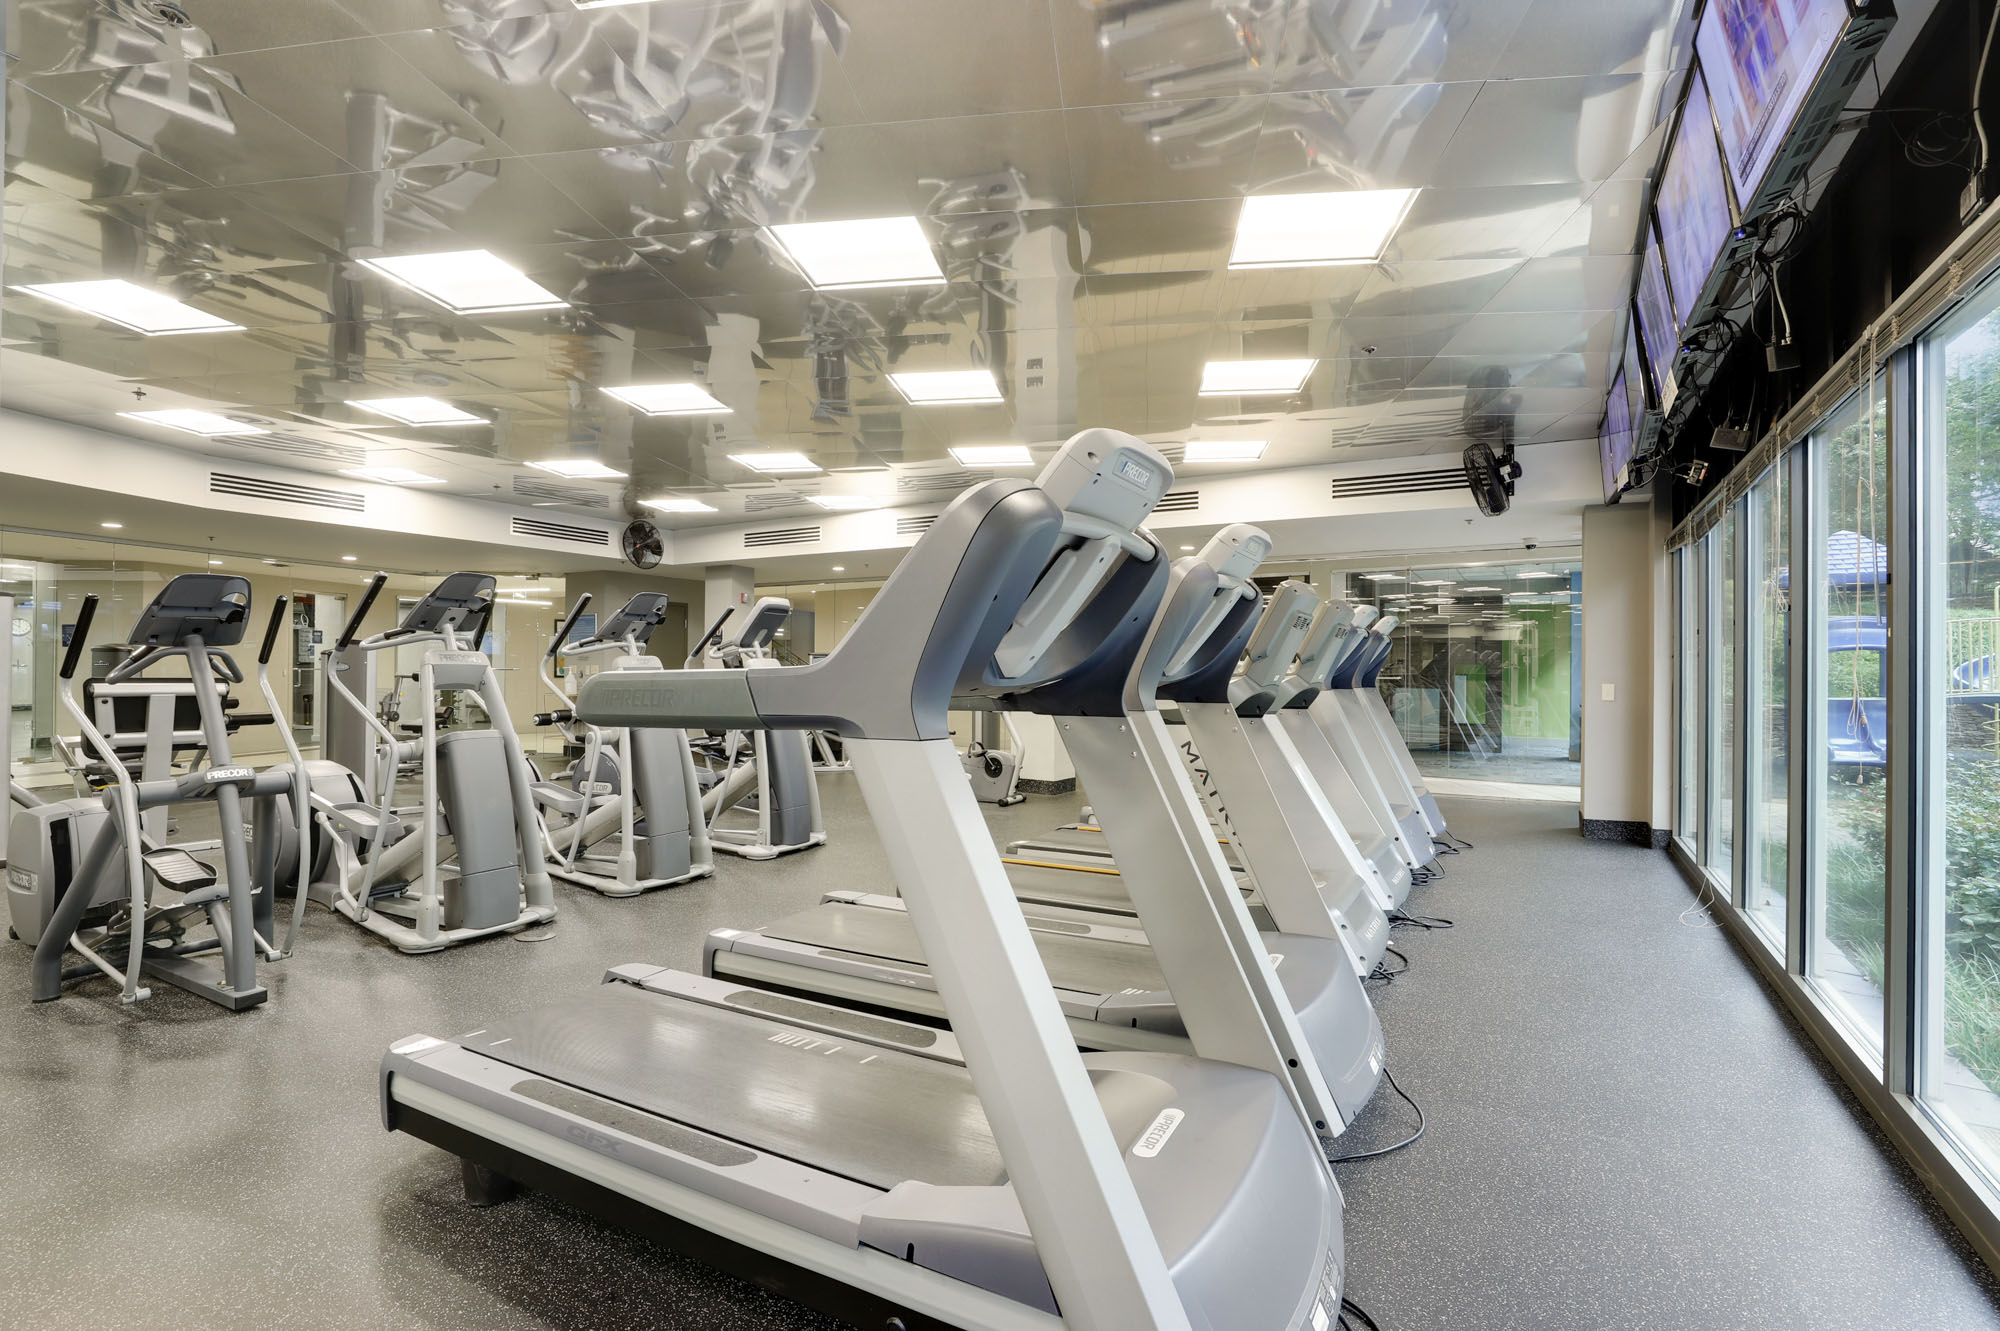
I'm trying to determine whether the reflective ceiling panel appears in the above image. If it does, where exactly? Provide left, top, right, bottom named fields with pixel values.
left=2, top=0, right=1689, bottom=530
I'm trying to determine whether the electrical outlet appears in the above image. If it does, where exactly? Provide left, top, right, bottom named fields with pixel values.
left=1963, top=176, right=1986, bottom=227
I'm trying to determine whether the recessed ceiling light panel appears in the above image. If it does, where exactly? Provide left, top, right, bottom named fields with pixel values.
left=889, top=369, right=1004, bottom=405
left=767, top=216, right=945, bottom=290
left=342, top=465, right=446, bottom=485
left=603, top=383, right=731, bottom=416
left=359, top=250, right=566, bottom=314
left=17, top=279, right=242, bottom=335
left=1182, top=439, right=1267, bottom=462
left=808, top=495, right=885, bottom=511
left=526, top=458, right=625, bottom=480
left=119, top=409, right=267, bottom=437
left=354, top=397, right=485, bottom=427
left=1229, top=188, right=1419, bottom=269
left=731, top=452, right=822, bottom=474
left=642, top=496, right=719, bottom=514
left=949, top=444, right=1034, bottom=467
left=1198, top=359, right=1315, bottom=396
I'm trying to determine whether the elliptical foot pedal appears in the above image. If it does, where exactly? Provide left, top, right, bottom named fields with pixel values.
left=142, top=848, right=218, bottom=893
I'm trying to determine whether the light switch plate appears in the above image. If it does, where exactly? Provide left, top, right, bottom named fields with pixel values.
left=1600, top=682, right=1615, bottom=702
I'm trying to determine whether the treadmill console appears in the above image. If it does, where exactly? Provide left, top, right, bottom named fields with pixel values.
left=400, top=573, right=496, bottom=634
left=597, top=593, right=672, bottom=647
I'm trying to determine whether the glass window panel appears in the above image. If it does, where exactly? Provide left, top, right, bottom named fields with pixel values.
left=1746, top=467, right=1790, bottom=947
left=1808, top=383, right=1891, bottom=1054
left=1707, top=511, right=1739, bottom=883
left=1679, top=544, right=1706, bottom=846
left=1926, top=301, right=2000, bottom=1182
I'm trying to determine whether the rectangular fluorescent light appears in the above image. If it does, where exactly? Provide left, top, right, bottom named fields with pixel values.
left=1229, top=189, right=1419, bottom=269
left=17, top=279, right=241, bottom=335
left=808, top=495, right=885, bottom=511
left=950, top=444, right=1034, bottom=467
left=731, top=452, right=822, bottom=474
left=603, top=383, right=730, bottom=416
left=642, top=496, right=719, bottom=514
left=767, top=216, right=944, bottom=290
left=1363, top=573, right=1406, bottom=581
left=889, top=369, right=1004, bottom=404
left=342, top=465, right=445, bottom=485
left=358, top=250, right=565, bottom=314
left=354, top=397, right=485, bottom=427
left=119, top=409, right=266, bottom=437
left=1199, top=359, right=1315, bottom=396
left=526, top=458, right=625, bottom=480
left=1460, top=585, right=1502, bottom=593
left=1182, top=439, right=1267, bottom=463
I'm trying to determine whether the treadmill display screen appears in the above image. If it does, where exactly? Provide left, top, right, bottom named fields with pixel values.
left=1655, top=67, right=1734, bottom=331
left=1697, top=0, right=1847, bottom=207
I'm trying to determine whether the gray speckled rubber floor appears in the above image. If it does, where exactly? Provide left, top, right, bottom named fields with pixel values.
left=1, top=781, right=1995, bottom=1330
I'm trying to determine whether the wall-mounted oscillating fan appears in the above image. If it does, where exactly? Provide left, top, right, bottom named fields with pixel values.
left=621, top=519, right=665, bottom=569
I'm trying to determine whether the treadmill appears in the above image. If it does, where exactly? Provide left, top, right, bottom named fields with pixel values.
left=1276, top=600, right=1433, bottom=873
left=1000, top=584, right=1398, bottom=978
left=378, top=434, right=1347, bottom=1331
left=1330, top=613, right=1452, bottom=839
left=707, top=524, right=1385, bottom=1130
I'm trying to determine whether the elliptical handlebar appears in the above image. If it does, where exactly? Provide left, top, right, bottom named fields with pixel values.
left=60, top=598, right=98, bottom=681
left=258, top=595, right=289, bottom=667
left=338, top=573, right=387, bottom=652
left=548, top=594, right=593, bottom=661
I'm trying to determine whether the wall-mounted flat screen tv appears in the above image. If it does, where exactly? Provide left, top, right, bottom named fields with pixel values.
left=1601, top=364, right=1636, bottom=504
left=1655, top=66, right=1736, bottom=332
left=1635, top=226, right=1679, bottom=411
left=1696, top=0, right=1848, bottom=209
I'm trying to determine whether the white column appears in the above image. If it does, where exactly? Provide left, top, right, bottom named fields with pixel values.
left=1580, top=503, right=1663, bottom=838
left=701, top=565, right=757, bottom=662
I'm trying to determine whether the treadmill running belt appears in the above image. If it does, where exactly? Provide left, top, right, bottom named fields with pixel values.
left=461, top=983, right=1008, bottom=1190
left=762, top=902, right=1170, bottom=996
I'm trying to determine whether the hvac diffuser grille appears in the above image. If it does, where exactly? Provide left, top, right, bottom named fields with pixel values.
left=512, top=476, right=611, bottom=510
left=895, top=514, right=936, bottom=536
left=208, top=472, right=364, bottom=512
left=744, top=525, right=820, bottom=548
left=895, top=470, right=978, bottom=494
left=510, top=516, right=610, bottom=546
left=1329, top=468, right=1465, bottom=500
left=1155, top=490, right=1199, bottom=513
left=743, top=490, right=813, bottom=513
left=227, top=433, right=367, bottom=467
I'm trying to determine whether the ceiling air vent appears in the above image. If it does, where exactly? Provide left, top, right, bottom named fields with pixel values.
left=511, top=516, right=610, bottom=546
left=208, top=472, right=364, bottom=512
left=744, top=525, right=821, bottom=549
left=513, top=476, right=611, bottom=510
left=1329, top=467, right=1465, bottom=500
left=743, top=490, right=812, bottom=513
left=227, top=434, right=367, bottom=467
left=896, top=514, right=936, bottom=536
left=1155, top=490, right=1199, bottom=513
left=895, top=469, right=978, bottom=494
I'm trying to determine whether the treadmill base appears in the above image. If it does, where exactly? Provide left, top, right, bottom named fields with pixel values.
left=395, top=1102, right=967, bottom=1331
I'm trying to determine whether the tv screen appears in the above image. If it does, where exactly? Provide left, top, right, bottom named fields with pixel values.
left=1635, top=228, right=1678, bottom=409
left=1697, top=0, right=1848, bottom=208
left=1601, top=365, right=1636, bottom=504
left=1655, top=67, right=1735, bottom=331
left=1621, top=313, right=1650, bottom=416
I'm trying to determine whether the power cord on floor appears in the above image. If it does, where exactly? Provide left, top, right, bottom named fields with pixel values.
left=1367, top=945, right=1410, bottom=983
left=1435, top=832, right=1475, bottom=852
left=1389, top=909, right=1454, bottom=930
left=1338, top=1295, right=1383, bottom=1330
left=1330, top=1067, right=1425, bottom=1163
left=1678, top=878, right=1724, bottom=930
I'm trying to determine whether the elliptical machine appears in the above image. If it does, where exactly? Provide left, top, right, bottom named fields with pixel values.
left=317, top=572, right=556, bottom=953
left=694, top=597, right=826, bottom=859
left=530, top=592, right=713, bottom=895
left=9, top=575, right=312, bottom=1008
